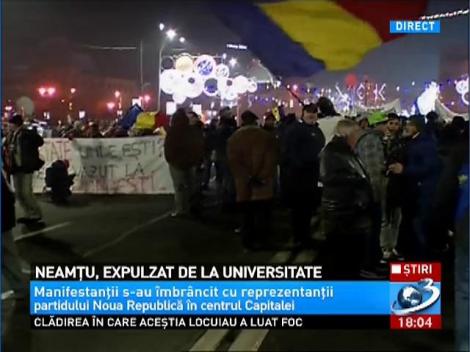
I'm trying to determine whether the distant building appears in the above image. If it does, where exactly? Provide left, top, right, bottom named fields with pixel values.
left=4, top=66, right=139, bottom=122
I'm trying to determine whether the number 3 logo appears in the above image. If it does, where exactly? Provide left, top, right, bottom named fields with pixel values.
left=392, top=278, right=441, bottom=316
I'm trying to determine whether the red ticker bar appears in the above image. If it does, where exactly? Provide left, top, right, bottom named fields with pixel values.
left=390, top=315, right=441, bottom=330
left=389, top=262, right=441, bottom=282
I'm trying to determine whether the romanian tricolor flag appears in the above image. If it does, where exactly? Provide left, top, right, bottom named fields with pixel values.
left=213, top=0, right=428, bottom=78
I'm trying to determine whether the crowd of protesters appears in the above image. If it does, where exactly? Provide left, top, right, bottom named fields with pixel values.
left=2, top=98, right=469, bottom=278
left=1, top=97, right=469, bottom=348
left=162, top=98, right=468, bottom=282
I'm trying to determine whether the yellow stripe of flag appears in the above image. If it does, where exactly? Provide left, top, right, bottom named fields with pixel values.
left=259, top=0, right=382, bottom=71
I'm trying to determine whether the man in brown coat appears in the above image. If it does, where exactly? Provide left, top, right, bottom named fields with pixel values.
left=227, top=110, right=278, bottom=249
left=164, top=108, right=204, bottom=217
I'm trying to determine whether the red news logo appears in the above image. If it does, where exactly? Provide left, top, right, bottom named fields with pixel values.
left=389, top=262, right=441, bottom=282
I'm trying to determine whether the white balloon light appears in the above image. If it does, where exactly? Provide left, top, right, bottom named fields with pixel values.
left=172, top=93, right=186, bottom=104
left=194, top=55, right=217, bottom=77
left=160, top=69, right=184, bottom=95
left=215, top=64, right=230, bottom=79
left=217, top=77, right=234, bottom=94
left=183, top=73, right=204, bottom=99
left=233, top=75, right=249, bottom=94
left=247, top=78, right=258, bottom=93
left=222, top=87, right=238, bottom=101
left=416, top=81, right=440, bottom=115
left=175, top=54, right=194, bottom=74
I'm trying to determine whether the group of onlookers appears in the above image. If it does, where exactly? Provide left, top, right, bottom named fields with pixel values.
left=163, top=99, right=468, bottom=282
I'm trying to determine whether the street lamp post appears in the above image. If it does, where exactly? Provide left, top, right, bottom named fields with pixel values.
left=156, top=38, right=167, bottom=111
left=156, top=24, right=186, bottom=111
left=68, top=88, right=76, bottom=118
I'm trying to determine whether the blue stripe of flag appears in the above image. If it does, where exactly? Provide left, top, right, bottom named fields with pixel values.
left=211, top=0, right=325, bottom=78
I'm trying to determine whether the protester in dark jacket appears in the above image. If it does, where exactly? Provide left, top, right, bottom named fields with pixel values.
left=278, top=113, right=297, bottom=205
left=438, top=116, right=467, bottom=160
left=382, top=114, right=406, bottom=261
left=214, top=109, right=237, bottom=209
left=278, top=112, right=296, bottom=144
left=164, top=109, right=204, bottom=217
left=202, top=118, right=219, bottom=190
left=319, top=119, right=379, bottom=279
left=227, top=111, right=278, bottom=249
left=6, top=114, right=44, bottom=224
left=389, top=115, right=441, bottom=259
left=432, top=128, right=468, bottom=349
left=425, top=111, right=441, bottom=140
left=262, top=112, right=277, bottom=133
left=431, top=121, right=469, bottom=251
left=45, top=160, right=75, bottom=204
left=188, top=112, right=205, bottom=216
left=282, top=104, right=325, bottom=248
left=85, top=122, right=103, bottom=138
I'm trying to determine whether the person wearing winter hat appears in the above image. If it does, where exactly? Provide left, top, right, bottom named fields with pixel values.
left=388, top=115, right=441, bottom=259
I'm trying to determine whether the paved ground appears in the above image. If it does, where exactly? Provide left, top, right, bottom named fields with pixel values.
left=2, top=193, right=456, bottom=351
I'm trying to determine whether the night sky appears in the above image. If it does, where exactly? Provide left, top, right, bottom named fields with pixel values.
left=3, top=0, right=469, bottom=111
left=3, top=0, right=240, bottom=82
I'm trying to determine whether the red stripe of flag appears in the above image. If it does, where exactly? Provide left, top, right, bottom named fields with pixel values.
left=337, top=0, right=429, bottom=42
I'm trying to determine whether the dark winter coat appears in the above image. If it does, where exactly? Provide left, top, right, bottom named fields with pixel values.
left=7, top=126, right=44, bottom=174
left=320, top=136, right=373, bottom=216
left=402, top=133, right=441, bottom=208
left=203, top=125, right=218, bottom=157
left=164, top=113, right=204, bottom=170
left=383, top=134, right=406, bottom=212
left=227, top=125, right=278, bottom=202
left=432, top=140, right=469, bottom=240
left=214, top=121, right=237, bottom=163
left=281, top=120, right=325, bottom=205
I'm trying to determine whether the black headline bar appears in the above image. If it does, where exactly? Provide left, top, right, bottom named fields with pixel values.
left=31, top=315, right=390, bottom=329
left=31, top=264, right=324, bottom=281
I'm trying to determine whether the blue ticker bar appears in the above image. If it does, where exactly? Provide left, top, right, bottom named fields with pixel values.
left=31, top=280, right=391, bottom=315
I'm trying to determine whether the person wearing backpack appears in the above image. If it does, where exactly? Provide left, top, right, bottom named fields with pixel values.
left=5, top=114, right=45, bottom=225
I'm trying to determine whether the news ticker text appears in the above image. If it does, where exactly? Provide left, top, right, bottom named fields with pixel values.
left=29, top=263, right=442, bottom=330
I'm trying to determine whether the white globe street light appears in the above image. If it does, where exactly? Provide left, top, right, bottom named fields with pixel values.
left=166, top=29, right=177, bottom=40
left=179, top=37, right=186, bottom=43
left=159, top=23, right=165, bottom=31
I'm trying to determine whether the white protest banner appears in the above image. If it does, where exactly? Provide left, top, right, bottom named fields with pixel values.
left=33, top=137, right=174, bottom=194
left=353, top=98, right=402, bottom=115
